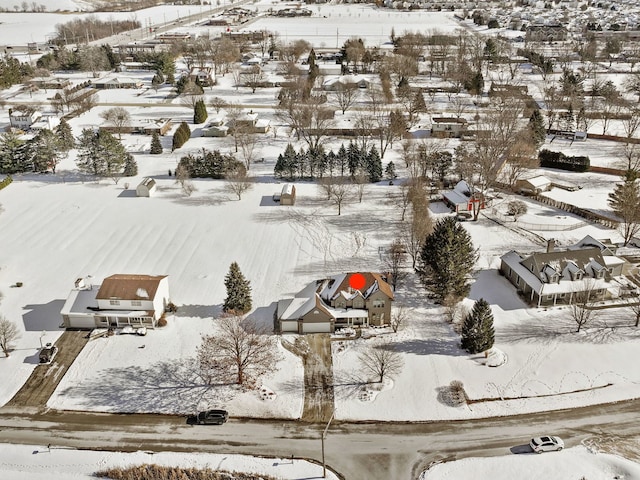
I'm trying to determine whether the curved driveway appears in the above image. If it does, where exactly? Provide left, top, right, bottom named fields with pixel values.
left=1, top=398, right=640, bottom=480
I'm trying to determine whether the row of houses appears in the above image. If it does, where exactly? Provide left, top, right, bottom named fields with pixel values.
left=58, top=233, right=638, bottom=332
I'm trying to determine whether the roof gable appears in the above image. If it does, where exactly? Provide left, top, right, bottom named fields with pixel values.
left=96, top=274, right=167, bottom=300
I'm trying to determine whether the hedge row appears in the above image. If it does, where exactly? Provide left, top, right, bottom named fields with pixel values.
left=0, top=175, right=12, bottom=190
left=538, top=149, right=590, bottom=172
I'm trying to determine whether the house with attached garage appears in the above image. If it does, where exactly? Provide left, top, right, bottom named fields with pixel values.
left=499, top=237, right=628, bottom=307
left=60, top=274, right=170, bottom=329
left=276, top=272, right=394, bottom=334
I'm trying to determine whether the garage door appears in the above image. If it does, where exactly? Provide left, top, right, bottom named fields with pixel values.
left=280, top=321, right=298, bottom=333
left=302, top=322, right=331, bottom=334
left=66, top=315, right=97, bottom=329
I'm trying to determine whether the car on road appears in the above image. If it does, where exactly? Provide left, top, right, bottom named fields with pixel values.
left=530, top=436, right=564, bottom=453
left=196, top=409, right=228, bottom=425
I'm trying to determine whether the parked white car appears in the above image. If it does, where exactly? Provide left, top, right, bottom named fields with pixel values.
left=530, top=436, right=564, bottom=453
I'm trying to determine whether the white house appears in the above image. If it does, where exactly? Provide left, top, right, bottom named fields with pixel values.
left=9, top=108, right=42, bottom=130
left=60, top=274, right=170, bottom=329
left=136, top=177, right=157, bottom=197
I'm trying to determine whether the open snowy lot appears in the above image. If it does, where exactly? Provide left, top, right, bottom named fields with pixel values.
left=0, top=443, right=340, bottom=480
left=0, top=0, right=636, bottom=447
left=421, top=445, right=640, bottom=480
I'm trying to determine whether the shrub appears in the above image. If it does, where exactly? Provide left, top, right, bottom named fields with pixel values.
left=172, top=122, right=191, bottom=151
left=539, top=149, right=590, bottom=172
left=157, top=316, right=167, bottom=327
left=449, top=380, right=468, bottom=406
left=0, top=175, right=12, bottom=191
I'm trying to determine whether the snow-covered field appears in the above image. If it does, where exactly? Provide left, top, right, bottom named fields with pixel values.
left=0, top=2, right=639, bottom=478
left=421, top=445, right=640, bottom=480
left=0, top=443, right=340, bottom=479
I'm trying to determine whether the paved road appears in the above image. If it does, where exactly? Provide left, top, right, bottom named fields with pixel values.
left=1, top=398, right=640, bottom=479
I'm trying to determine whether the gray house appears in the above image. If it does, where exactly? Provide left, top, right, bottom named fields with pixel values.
left=276, top=272, right=394, bottom=334
left=500, top=238, right=626, bottom=307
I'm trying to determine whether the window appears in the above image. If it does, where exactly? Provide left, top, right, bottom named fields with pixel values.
left=575, top=272, right=583, bottom=280
left=131, top=300, right=142, bottom=307
left=109, top=300, right=120, bottom=306
left=372, top=300, right=385, bottom=308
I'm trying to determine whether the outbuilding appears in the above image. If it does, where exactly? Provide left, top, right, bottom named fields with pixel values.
left=136, top=177, right=157, bottom=197
left=280, top=183, right=296, bottom=205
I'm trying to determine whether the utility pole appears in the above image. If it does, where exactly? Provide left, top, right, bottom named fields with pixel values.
left=321, top=410, right=335, bottom=478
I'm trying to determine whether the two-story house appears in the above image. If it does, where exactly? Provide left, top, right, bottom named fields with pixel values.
left=60, top=274, right=170, bottom=329
left=276, top=272, right=394, bottom=334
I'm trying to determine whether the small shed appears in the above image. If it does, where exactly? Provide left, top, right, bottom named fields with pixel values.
left=136, top=177, right=157, bottom=197
left=515, top=175, right=552, bottom=195
left=280, top=183, right=296, bottom=205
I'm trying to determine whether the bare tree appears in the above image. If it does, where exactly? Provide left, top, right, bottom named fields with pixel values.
left=388, top=181, right=412, bottom=221
left=358, top=340, right=404, bottom=383
left=100, top=107, right=131, bottom=139
left=243, top=65, right=266, bottom=94
left=329, top=178, right=352, bottom=215
left=500, top=130, right=538, bottom=189
left=209, top=97, right=228, bottom=114
left=384, top=239, right=407, bottom=290
left=617, top=143, right=640, bottom=172
left=175, top=164, right=195, bottom=196
left=390, top=305, right=410, bottom=333
left=0, top=316, right=20, bottom=357
left=353, top=170, right=368, bottom=202
left=627, top=293, right=640, bottom=327
left=402, top=191, right=433, bottom=269
left=237, top=129, right=258, bottom=170
left=332, top=82, right=359, bottom=114
left=225, top=102, right=244, bottom=153
left=569, top=281, right=599, bottom=333
left=226, top=170, right=253, bottom=200
left=197, top=314, right=279, bottom=386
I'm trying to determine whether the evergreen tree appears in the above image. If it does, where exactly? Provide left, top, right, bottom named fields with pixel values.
left=55, top=118, right=75, bottom=153
left=28, top=129, right=64, bottom=173
left=529, top=109, right=546, bottom=147
left=151, top=73, right=163, bottom=91
left=76, top=129, right=131, bottom=180
left=0, top=130, right=27, bottom=174
left=150, top=131, right=163, bottom=154
left=416, top=216, right=477, bottom=303
left=274, top=143, right=297, bottom=179
left=123, top=154, right=138, bottom=176
left=385, top=161, right=397, bottom=180
left=366, top=145, right=383, bottom=182
left=347, top=141, right=362, bottom=177
left=223, top=262, right=252, bottom=314
left=172, top=122, right=191, bottom=151
left=431, top=151, right=453, bottom=185
left=336, top=143, right=348, bottom=177
left=608, top=170, right=640, bottom=245
left=460, top=298, right=495, bottom=354
left=193, top=99, right=208, bottom=124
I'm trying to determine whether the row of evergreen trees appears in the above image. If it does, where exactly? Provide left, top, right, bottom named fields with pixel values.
left=0, top=119, right=74, bottom=174
left=75, top=128, right=137, bottom=179
left=172, top=122, right=191, bottom=151
left=274, top=141, right=383, bottom=182
left=177, top=149, right=245, bottom=179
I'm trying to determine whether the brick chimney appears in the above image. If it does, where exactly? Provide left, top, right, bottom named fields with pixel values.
left=546, top=238, right=555, bottom=253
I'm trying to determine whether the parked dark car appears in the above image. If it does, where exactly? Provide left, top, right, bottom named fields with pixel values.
left=39, top=343, right=58, bottom=364
left=196, top=409, right=228, bottom=425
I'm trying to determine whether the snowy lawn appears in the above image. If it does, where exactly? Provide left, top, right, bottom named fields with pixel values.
left=0, top=443, right=339, bottom=480
left=420, top=445, right=640, bottom=480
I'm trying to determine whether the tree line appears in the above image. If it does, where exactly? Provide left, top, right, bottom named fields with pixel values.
left=274, top=141, right=383, bottom=182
